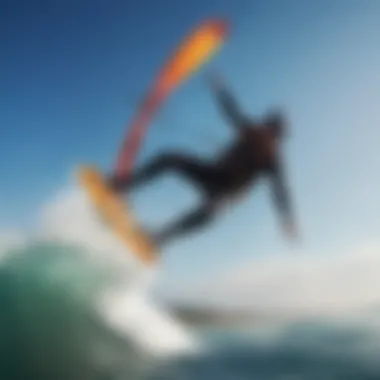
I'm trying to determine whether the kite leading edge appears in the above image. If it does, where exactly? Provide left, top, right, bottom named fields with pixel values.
left=114, top=18, right=229, bottom=180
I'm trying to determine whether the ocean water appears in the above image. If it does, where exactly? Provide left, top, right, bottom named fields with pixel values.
left=1, top=241, right=380, bottom=380
left=1, top=187, right=379, bottom=380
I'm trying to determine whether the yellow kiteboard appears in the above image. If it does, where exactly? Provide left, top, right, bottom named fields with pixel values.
left=76, top=165, right=157, bottom=265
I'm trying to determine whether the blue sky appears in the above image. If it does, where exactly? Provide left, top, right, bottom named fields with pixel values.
left=1, top=1, right=380, bottom=287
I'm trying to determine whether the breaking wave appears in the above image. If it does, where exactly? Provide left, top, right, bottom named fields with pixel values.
left=0, top=186, right=198, bottom=379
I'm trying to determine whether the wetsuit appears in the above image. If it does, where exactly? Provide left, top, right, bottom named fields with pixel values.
left=109, top=83, right=294, bottom=246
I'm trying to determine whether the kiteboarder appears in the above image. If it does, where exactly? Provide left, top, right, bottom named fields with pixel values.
left=108, top=73, right=298, bottom=247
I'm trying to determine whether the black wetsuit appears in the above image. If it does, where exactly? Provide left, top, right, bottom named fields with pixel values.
left=110, top=85, right=293, bottom=246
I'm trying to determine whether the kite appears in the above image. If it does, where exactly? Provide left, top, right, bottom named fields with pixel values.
left=115, top=18, right=229, bottom=179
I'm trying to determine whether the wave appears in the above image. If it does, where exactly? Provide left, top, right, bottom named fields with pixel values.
left=0, top=186, right=198, bottom=379
left=0, top=240, right=199, bottom=379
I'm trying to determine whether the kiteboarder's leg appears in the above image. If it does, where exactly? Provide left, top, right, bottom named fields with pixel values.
left=109, top=153, right=216, bottom=193
left=151, top=198, right=221, bottom=246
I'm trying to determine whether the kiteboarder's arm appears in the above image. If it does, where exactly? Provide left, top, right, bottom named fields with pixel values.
left=270, top=159, right=298, bottom=242
left=207, top=73, right=245, bottom=131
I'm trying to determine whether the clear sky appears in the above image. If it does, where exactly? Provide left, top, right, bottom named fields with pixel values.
left=1, top=0, right=380, bottom=290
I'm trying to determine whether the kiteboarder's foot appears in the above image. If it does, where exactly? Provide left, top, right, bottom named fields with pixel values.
left=147, top=232, right=162, bottom=250
left=144, top=229, right=167, bottom=250
left=107, top=174, right=129, bottom=193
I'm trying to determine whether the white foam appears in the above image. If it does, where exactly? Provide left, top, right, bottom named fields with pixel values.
left=37, top=184, right=199, bottom=356
left=98, top=282, right=198, bottom=356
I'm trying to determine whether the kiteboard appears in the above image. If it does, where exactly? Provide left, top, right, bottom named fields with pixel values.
left=77, top=165, right=157, bottom=264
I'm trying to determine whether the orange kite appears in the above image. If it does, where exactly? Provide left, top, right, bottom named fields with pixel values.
left=115, top=19, right=229, bottom=178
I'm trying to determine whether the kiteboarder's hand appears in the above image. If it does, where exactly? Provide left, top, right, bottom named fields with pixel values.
left=283, top=219, right=299, bottom=244
left=206, top=71, right=225, bottom=91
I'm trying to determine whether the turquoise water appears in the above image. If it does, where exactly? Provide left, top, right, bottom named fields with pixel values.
left=1, top=242, right=380, bottom=380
